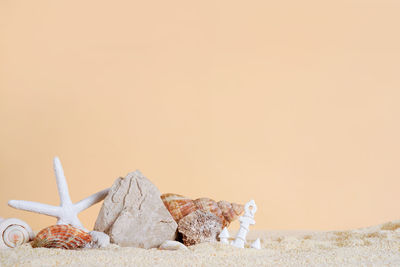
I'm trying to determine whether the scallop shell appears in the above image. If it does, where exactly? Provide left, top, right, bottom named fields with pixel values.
left=161, top=193, right=244, bottom=228
left=32, top=225, right=92, bottom=249
left=0, top=218, right=35, bottom=249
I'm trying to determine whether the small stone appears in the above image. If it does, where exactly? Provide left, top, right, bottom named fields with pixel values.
left=178, top=210, right=222, bottom=246
left=87, top=231, right=110, bottom=248
left=251, top=238, right=261, bottom=249
left=219, top=227, right=230, bottom=244
left=159, top=240, right=188, bottom=251
left=94, top=170, right=177, bottom=248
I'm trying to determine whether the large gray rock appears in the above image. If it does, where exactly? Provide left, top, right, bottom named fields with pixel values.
left=94, top=170, right=177, bottom=248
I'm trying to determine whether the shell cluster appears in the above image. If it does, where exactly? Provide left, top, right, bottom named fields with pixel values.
left=161, top=193, right=244, bottom=246
left=32, top=224, right=92, bottom=249
left=161, top=193, right=244, bottom=228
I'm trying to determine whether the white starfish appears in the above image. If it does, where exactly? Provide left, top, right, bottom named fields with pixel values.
left=8, top=157, right=109, bottom=232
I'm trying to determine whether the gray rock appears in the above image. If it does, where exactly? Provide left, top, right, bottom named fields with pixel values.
left=94, top=170, right=177, bottom=248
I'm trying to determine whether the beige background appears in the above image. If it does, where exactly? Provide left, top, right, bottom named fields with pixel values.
left=1, top=0, right=400, bottom=231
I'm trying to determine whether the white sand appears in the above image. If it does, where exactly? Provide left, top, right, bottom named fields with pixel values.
left=1, top=221, right=400, bottom=266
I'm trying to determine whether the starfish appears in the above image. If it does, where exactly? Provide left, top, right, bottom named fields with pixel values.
left=8, top=157, right=109, bottom=232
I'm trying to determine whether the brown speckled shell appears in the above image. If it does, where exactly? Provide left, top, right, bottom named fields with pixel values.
left=161, top=193, right=244, bottom=228
left=177, top=210, right=222, bottom=246
left=32, top=225, right=91, bottom=249
left=193, top=198, right=226, bottom=227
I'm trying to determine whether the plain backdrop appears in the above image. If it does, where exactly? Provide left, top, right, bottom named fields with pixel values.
left=1, top=0, right=400, bottom=231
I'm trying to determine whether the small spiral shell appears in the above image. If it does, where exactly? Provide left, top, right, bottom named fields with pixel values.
left=0, top=218, right=35, bottom=249
left=32, top=224, right=92, bottom=249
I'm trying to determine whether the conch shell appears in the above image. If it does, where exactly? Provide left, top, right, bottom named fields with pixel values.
left=161, top=193, right=244, bottom=228
left=32, top=224, right=92, bottom=249
left=0, top=217, right=35, bottom=249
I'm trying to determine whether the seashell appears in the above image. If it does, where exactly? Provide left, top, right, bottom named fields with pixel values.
left=161, top=194, right=197, bottom=222
left=0, top=217, right=35, bottom=249
left=161, top=193, right=244, bottom=228
left=32, top=224, right=92, bottom=249
left=193, top=198, right=226, bottom=227
left=158, top=240, right=188, bottom=251
left=177, top=210, right=222, bottom=246
left=217, top=200, right=244, bottom=226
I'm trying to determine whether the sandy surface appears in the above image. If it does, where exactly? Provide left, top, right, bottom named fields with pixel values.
left=1, top=221, right=400, bottom=266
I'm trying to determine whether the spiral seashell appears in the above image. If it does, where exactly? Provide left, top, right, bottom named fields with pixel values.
left=161, top=193, right=244, bottom=228
left=161, top=193, right=197, bottom=222
left=217, top=200, right=244, bottom=225
left=193, top=198, right=226, bottom=226
left=0, top=217, right=35, bottom=249
left=32, top=224, right=92, bottom=249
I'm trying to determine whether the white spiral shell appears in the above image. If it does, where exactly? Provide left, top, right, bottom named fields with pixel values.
left=0, top=217, right=35, bottom=249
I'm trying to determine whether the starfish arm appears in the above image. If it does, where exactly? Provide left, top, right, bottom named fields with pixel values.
left=53, top=157, right=72, bottom=206
left=74, top=188, right=109, bottom=213
left=8, top=200, right=60, bottom=217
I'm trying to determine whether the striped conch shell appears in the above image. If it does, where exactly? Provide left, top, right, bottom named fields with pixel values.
left=32, top=224, right=91, bottom=249
left=0, top=217, right=35, bottom=249
left=161, top=193, right=244, bottom=228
